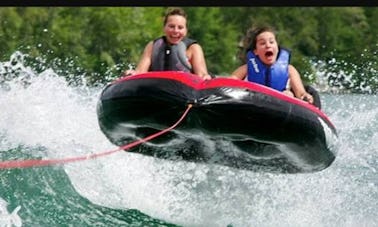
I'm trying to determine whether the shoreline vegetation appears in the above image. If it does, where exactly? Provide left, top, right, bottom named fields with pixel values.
left=1, top=7, right=377, bottom=93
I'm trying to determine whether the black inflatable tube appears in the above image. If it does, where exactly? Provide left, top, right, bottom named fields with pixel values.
left=97, top=71, right=338, bottom=173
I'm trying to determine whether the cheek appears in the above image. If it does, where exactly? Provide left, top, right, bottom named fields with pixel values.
left=254, top=49, right=263, bottom=57
left=164, top=27, right=170, bottom=34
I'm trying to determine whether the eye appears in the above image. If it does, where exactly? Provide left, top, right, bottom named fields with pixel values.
left=258, top=41, right=266, bottom=46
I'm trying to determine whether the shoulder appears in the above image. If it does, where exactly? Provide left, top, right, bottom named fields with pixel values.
left=288, top=64, right=296, bottom=71
left=288, top=64, right=297, bottom=70
left=187, top=43, right=204, bottom=54
left=150, top=37, right=165, bottom=49
left=153, top=36, right=165, bottom=43
left=142, top=41, right=154, bottom=57
left=188, top=42, right=202, bottom=49
left=183, top=37, right=197, bottom=46
left=288, top=64, right=300, bottom=77
left=145, top=41, right=154, bottom=50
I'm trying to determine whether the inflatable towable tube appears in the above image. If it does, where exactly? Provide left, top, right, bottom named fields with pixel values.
left=97, top=71, right=338, bottom=173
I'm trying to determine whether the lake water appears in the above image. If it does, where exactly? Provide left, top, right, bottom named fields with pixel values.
left=0, top=53, right=377, bottom=226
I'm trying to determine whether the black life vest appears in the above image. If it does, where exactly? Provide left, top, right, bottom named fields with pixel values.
left=150, top=36, right=196, bottom=72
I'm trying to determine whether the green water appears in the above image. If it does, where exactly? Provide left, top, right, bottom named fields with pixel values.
left=1, top=58, right=377, bottom=226
left=1, top=162, right=178, bottom=226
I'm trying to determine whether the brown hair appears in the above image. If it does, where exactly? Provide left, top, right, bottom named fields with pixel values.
left=237, top=26, right=276, bottom=63
left=163, top=7, right=188, bottom=26
left=247, top=26, right=276, bottom=50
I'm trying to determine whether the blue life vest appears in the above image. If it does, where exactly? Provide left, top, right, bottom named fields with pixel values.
left=150, top=36, right=196, bottom=72
left=246, top=48, right=291, bottom=91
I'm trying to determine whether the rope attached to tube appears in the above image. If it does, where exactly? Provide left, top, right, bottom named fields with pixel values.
left=0, top=105, right=193, bottom=169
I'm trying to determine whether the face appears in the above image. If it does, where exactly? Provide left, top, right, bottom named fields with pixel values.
left=253, top=31, right=279, bottom=66
left=163, top=15, right=187, bottom=45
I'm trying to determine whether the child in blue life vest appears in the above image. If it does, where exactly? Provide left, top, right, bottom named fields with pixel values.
left=230, top=26, right=314, bottom=104
left=123, top=7, right=211, bottom=80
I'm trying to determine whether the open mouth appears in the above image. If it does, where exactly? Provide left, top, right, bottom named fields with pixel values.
left=169, top=37, right=181, bottom=44
left=265, top=51, right=274, bottom=57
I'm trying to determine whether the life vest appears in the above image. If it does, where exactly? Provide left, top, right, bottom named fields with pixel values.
left=246, top=48, right=291, bottom=91
left=150, top=36, right=196, bottom=72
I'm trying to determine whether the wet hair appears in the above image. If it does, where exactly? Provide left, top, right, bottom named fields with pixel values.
left=163, top=7, right=188, bottom=26
left=237, top=26, right=277, bottom=63
left=248, top=26, right=276, bottom=50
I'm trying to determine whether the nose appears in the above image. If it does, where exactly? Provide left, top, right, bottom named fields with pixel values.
left=173, top=26, right=180, bottom=32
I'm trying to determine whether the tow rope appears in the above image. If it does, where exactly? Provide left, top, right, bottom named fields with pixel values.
left=0, top=104, right=193, bottom=169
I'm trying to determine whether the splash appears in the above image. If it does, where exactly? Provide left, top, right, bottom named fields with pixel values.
left=0, top=51, right=108, bottom=156
left=0, top=199, right=21, bottom=227
left=0, top=51, right=377, bottom=226
left=311, top=50, right=378, bottom=94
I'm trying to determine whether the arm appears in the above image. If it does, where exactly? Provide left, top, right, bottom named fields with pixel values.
left=230, top=64, right=247, bottom=80
left=188, top=43, right=212, bottom=80
left=123, top=41, right=153, bottom=76
left=288, top=64, right=314, bottom=104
